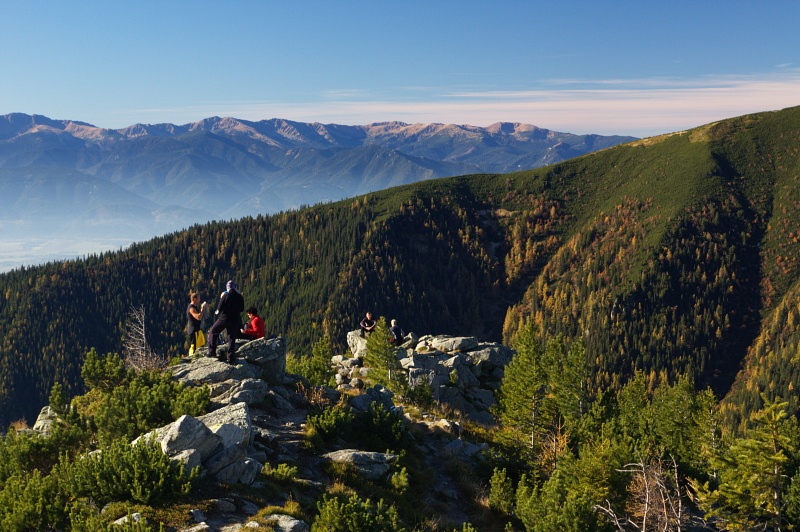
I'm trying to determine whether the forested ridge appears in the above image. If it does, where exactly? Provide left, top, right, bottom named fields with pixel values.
left=1, top=105, right=800, bottom=436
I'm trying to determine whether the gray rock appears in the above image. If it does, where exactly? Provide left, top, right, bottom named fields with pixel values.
left=405, top=353, right=447, bottom=370
left=267, top=389, right=294, bottom=410
left=428, top=336, right=479, bottom=352
left=349, top=385, right=395, bottom=413
left=162, top=415, right=221, bottom=461
left=452, top=364, right=481, bottom=390
left=215, top=457, right=262, bottom=485
left=268, top=514, right=310, bottom=532
left=204, top=444, right=247, bottom=476
left=237, top=337, right=287, bottom=383
left=212, top=378, right=270, bottom=407
left=180, top=524, right=211, bottom=532
left=346, top=330, right=368, bottom=359
left=466, top=343, right=515, bottom=369
left=171, top=448, right=203, bottom=472
left=408, top=368, right=435, bottom=389
left=240, top=499, right=260, bottom=516
left=198, top=402, right=253, bottom=448
left=340, top=357, right=362, bottom=369
left=322, top=449, right=398, bottom=480
left=32, top=406, right=59, bottom=437
left=114, top=513, right=144, bottom=525
left=465, top=387, right=496, bottom=410
left=211, top=498, right=237, bottom=513
left=171, top=357, right=260, bottom=386
left=189, top=509, right=206, bottom=523
left=442, top=354, right=467, bottom=368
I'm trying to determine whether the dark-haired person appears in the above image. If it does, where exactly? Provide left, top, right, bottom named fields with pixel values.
left=187, top=292, right=207, bottom=356
left=240, top=306, right=265, bottom=341
left=359, top=311, right=376, bottom=337
left=207, top=280, right=245, bottom=364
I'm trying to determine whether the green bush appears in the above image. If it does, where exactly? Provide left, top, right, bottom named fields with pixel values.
left=81, top=349, right=128, bottom=393
left=307, top=402, right=407, bottom=453
left=312, top=493, right=406, bottom=532
left=489, top=467, right=514, bottom=514
left=69, top=502, right=164, bottom=532
left=354, top=402, right=408, bottom=452
left=60, top=437, right=198, bottom=506
left=91, top=369, right=209, bottom=445
left=262, top=462, right=299, bottom=482
left=286, top=336, right=335, bottom=386
left=307, top=404, right=356, bottom=444
left=389, top=467, right=409, bottom=495
left=0, top=469, right=68, bottom=531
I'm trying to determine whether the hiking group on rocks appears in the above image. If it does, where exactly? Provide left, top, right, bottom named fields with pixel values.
left=186, top=280, right=268, bottom=364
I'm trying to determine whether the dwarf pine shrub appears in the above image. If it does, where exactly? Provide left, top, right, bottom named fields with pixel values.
left=0, top=469, right=68, bottom=531
left=61, top=437, right=198, bottom=506
left=312, top=493, right=406, bottom=532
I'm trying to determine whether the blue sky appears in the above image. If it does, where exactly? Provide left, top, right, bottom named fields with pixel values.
left=1, top=1, right=799, bottom=137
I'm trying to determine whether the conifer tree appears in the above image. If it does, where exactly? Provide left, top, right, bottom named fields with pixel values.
left=364, top=317, right=406, bottom=395
left=494, top=321, right=552, bottom=463
left=691, top=395, right=796, bottom=531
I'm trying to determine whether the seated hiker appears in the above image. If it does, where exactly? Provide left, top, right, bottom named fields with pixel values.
left=359, top=311, right=376, bottom=337
left=389, top=318, right=405, bottom=345
left=240, top=306, right=265, bottom=341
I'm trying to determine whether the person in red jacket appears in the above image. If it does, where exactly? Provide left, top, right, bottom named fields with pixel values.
left=240, top=306, right=265, bottom=341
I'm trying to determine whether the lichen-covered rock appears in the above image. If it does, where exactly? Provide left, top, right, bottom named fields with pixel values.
left=322, top=449, right=398, bottom=479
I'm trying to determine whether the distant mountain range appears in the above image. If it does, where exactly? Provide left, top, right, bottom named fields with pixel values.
left=0, top=113, right=636, bottom=268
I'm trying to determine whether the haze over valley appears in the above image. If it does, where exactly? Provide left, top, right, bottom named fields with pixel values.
left=0, top=113, right=635, bottom=271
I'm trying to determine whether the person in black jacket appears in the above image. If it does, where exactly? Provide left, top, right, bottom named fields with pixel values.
left=207, top=280, right=245, bottom=363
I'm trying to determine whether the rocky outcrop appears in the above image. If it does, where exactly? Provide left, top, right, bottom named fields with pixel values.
left=26, top=330, right=513, bottom=530
left=131, top=337, right=291, bottom=487
left=32, top=405, right=59, bottom=437
left=336, top=333, right=513, bottom=425
left=133, top=401, right=260, bottom=485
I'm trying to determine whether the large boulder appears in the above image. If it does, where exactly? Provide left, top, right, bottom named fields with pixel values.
left=346, top=330, right=368, bottom=359
left=322, top=449, right=398, bottom=480
left=171, top=357, right=260, bottom=387
left=32, top=406, right=58, bottom=437
left=210, top=378, right=270, bottom=407
left=465, top=343, right=515, bottom=369
left=423, top=335, right=479, bottom=353
left=161, top=415, right=221, bottom=461
left=267, top=514, right=310, bottom=532
left=236, top=337, right=287, bottom=383
left=198, top=402, right=253, bottom=449
left=213, top=456, right=262, bottom=485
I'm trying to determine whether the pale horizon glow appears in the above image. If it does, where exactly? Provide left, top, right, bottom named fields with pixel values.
left=136, top=72, right=797, bottom=138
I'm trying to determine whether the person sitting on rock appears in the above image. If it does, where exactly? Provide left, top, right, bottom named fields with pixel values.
left=240, top=306, right=265, bottom=341
left=389, top=319, right=405, bottom=345
left=359, top=311, right=377, bottom=337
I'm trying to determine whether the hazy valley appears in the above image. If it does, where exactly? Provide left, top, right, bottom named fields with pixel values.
left=0, top=113, right=635, bottom=271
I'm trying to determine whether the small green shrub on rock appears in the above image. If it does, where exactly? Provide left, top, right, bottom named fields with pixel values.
left=60, top=437, right=198, bottom=506
left=312, top=493, right=406, bottom=532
